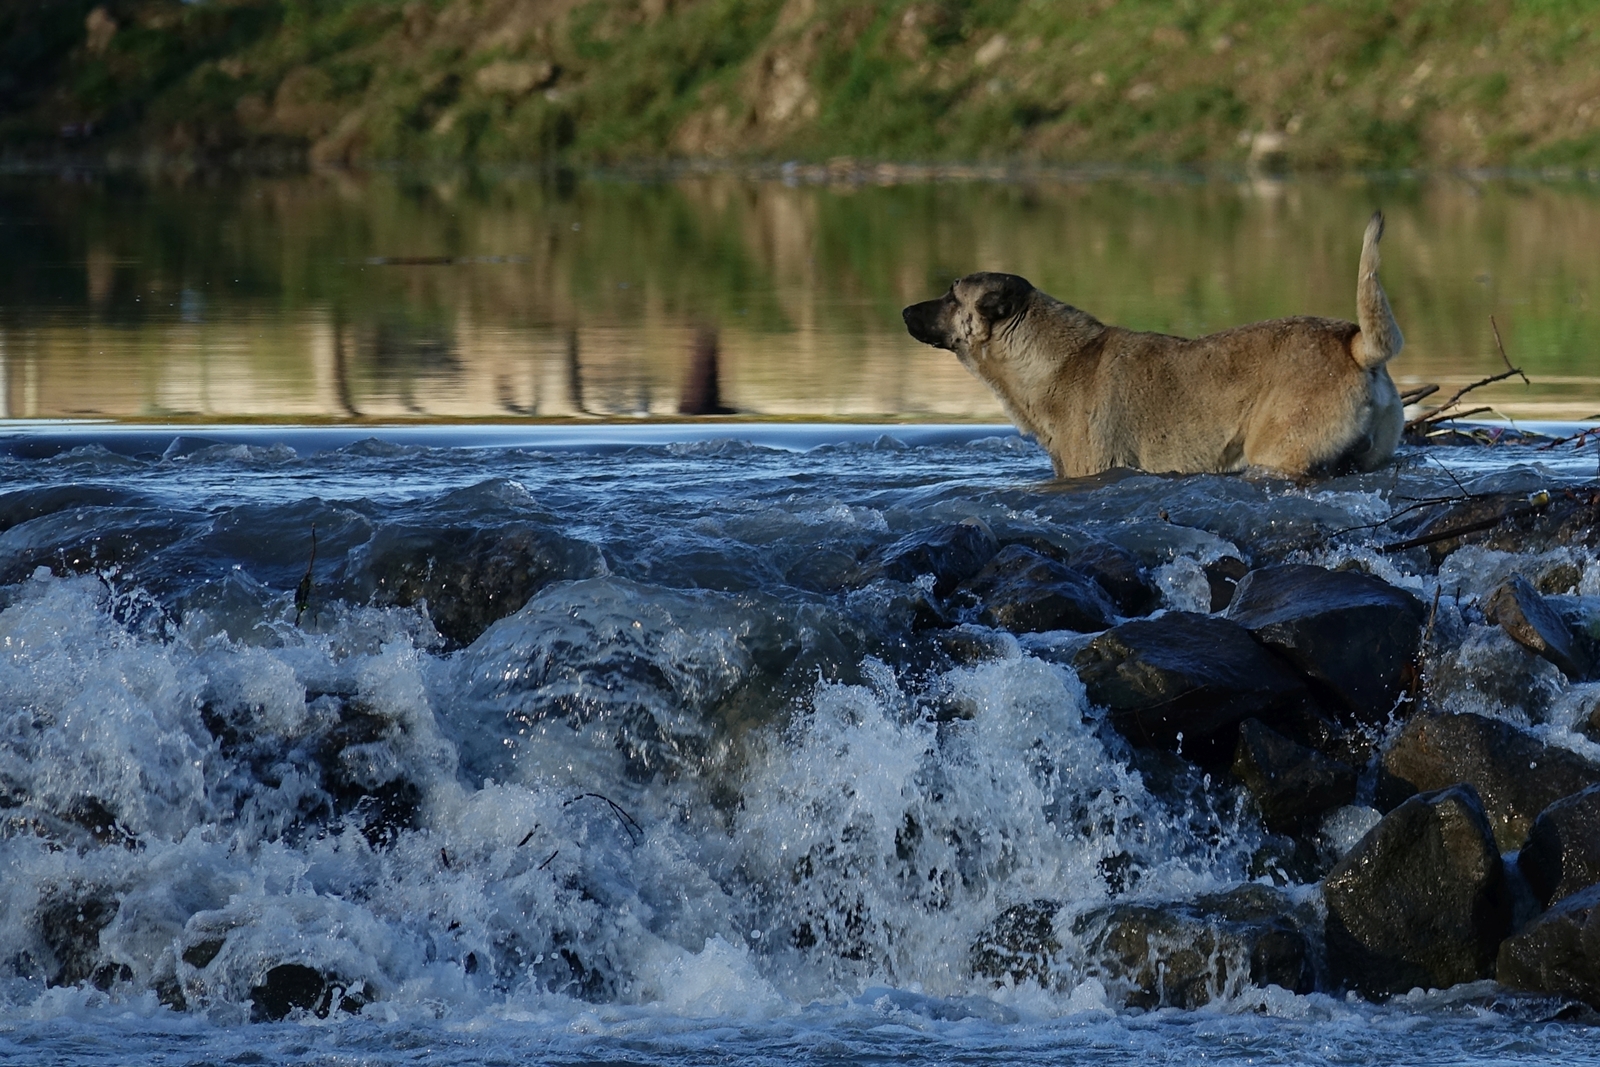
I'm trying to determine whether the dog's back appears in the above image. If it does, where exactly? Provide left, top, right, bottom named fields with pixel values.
left=902, top=213, right=1406, bottom=478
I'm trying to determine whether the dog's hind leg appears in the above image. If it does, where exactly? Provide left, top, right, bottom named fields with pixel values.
left=1354, top=211, right=1403, bottom=369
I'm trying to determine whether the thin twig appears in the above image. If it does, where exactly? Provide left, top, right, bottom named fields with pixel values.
left=518, top=830, right=536, bottom=847
left=1490, top=316, right=1531, bottom=385
left=1415, top=405, right=1495, bottom=430
left=538, top=849, right=559, bottom=870
left=1404, top=366, right=1524, bottom=434
left=1398, top=384, right=1440, bottom=406
left=1428, top=453, right=1471, bottom=499
left=294, top=525, right=318, bottom=627
left=564, top=792, right=643, bottom=844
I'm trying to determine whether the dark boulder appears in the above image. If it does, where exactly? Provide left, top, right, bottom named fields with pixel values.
left=970, top=899, right=1060, bottom=987
left=1073, top=612, right=1311, bottom=764
left=250, top=963, right=369, bottom=1022
left=1323, top=784, right=1511, bottom=997
left=1497, top=883, right=1600, bottom=1008
left=1379, top=712, right=1600, bottom=850
left=1521, top=785, right=1600, bottom=907
left=354, top=521, right=600, bottom=646
left=1226, top=564, right=1426, bottom=727
left=1204, top=556, right=1251, bottom=613
left=959, top=545, right=1115, bottom=634
left=1067, top=541, right=1161, bottom=616
left=850, top=520, right=999, bottom=596
left=1485, top=576, right=1590, bottom=680
left=37, top=886, right=120, bottom=988
left=1232, top=718, right=1358, bottom=835
left=1071, top=884, right=1313, bottom=1008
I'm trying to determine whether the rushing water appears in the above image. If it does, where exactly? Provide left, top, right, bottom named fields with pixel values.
left=1, top=169, right=1599, bottom=421
left=2, top=422, right=1600, bottom=1064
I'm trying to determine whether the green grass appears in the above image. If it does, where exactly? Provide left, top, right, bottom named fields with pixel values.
left=3, top=0, right=1599, bottom=169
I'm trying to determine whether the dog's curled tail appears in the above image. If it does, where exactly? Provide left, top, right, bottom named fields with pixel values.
left=1355, top=210, right=1403, bottom=370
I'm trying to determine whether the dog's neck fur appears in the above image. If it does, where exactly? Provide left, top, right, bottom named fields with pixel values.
left=956, top=293, right=1105, bottom=459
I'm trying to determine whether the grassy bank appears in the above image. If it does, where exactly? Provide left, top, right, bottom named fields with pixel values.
left=3, top=0, right=1599, bottom=169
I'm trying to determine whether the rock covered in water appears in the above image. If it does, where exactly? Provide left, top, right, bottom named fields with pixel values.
left=1073, top=612, right=1310, bottom=763
left=1203, top=556, right=1250, bottom=613
left=1521, top=785, right=1600, bottom=907
left=848, top=520, right=998, bottom=596
left=1425, top=623, right=1566, bottom=723
left=1231, top=718, right=1358, bottom=835
left=1225, top=564, right=1425, bottom=726
left=1485, top=576, right=1591, bottom=680
left=1497, top=883, right=1600, bottom=1008
left=352, top=521, right=602, bottom=646
left=970, top=899, right=1061, bottom=987
left=1071, top=884, right=1313, bottom=1008
left=250, top=963, right=368, bottom=1022
left=1378, top=712, right=1600, bottom=850
left=958, top=545, right=1115, bottom=634
left=1323, top=784, right=1510, bottom=997
left=1065, top=540, right=1161, bottom=616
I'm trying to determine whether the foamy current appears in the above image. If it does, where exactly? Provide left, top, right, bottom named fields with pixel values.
left=1, top=423, right=1597, bottom=1065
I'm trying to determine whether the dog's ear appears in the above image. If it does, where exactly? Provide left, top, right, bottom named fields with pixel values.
left=974, top=273, right=1032, bottom=324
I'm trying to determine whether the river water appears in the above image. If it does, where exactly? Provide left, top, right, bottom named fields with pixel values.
left=2, top=421, right=1600, bottom=1065
left=2, top=168, right=1599, bottom=421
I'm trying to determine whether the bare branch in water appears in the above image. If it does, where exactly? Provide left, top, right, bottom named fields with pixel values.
left=1490, top=316, right=1531, bottom=385
left=565, top=792, right=643, bottom=844
left=294, top=525, right=318, bottom=627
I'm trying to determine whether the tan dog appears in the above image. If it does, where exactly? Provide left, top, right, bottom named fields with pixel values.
left=902, top=213, right=1404, bottom=478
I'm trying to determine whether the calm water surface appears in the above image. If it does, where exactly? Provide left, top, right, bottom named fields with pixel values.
left=1, top=169, right=1597, bottom=422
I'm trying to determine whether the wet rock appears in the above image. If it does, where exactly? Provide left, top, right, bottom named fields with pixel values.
left=1397, top=488, right=1600, bottom=564
left=1226, top=564, right=1426, bottom=727
left=1521, top=786, right=1600, bottom=907
left=970, top=899, right=1060, bottom=986
left=959, top=545, right=1114, bottom=634
left=1204, top=556, right=1250, bottom=613
left=1379, top=712, right=1600, bottom=850
left=1066, top=541, right=1160, bottom=616
left=355, top=521, right=599, bottom=646
left=1425, top=623, right=1565, bottom=723
left=37, top=886, right=120, bottom=988
left=1323, top=784, right=1511, bottom=997
left=316, top=701, right=423, bottom=848
left=1232, top=718, right=1358, bottom=835
left=1485, top=576, right=1590, bottom=680
left=850, top=520, right=999, bottom=596
left=1072, top=612, right=1310, bottom=764
left=249, top=963, right=368, bottom=1022
left=1072, top=884, right=1313, bottom=1008
left=1497, top=883, right=1600, bottom=1008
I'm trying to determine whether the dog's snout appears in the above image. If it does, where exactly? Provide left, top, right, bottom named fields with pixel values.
left=902, top=299, right=948, bottom=349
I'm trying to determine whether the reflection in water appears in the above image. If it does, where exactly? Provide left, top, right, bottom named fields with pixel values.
left=679, top=326, right=734, bottom=416
left=0, top=170, right=1596, bottom=421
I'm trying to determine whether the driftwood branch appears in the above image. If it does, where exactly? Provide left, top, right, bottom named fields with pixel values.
left=1403, top=320, right=1528, bottom=434
left=1490, top=316, right=1531, bottom=385
left=1398, top=384, right=1439, bottom=406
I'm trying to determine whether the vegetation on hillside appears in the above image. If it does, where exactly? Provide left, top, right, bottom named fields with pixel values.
left=2, top=0, right=1598, bottom=169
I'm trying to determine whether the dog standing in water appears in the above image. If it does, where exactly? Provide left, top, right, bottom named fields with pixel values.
left=902, top=213, right=1405, bottom=478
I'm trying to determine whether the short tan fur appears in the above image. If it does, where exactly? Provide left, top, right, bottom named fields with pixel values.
left=902, top=212, right=1404, bottom=479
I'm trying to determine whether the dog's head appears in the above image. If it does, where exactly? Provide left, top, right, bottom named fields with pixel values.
left=902, top=272, right=1035, bottom=356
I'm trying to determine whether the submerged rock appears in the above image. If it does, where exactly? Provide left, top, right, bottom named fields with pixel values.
left=849, top=520, right=999, bottom=596
left=1066, top=541, right=1161, bottom=617
left=1226, top=564, right=1425, bottom=727
left=1073, top=612, right=1310, bottom=764
left=353, top=521, right=600, bottom=646
left=1379, top=712, right=1600, bottom=850
left=1203, top=556, right=1250, bottom=613
left=1497, top=883, right=1600, bottom=1008
left=1521, top=786, right=1600, bottom=907
left=1323, top=784, right=1510, bottom=997
left=37, top=885, right=120, bottom=988
left=250, top=963, right=368, bottom=1022
left=970, top=899, right=1061, bottom=987
left=959, top=545, right=1114, bottom=634
left=1485, top=576, right=1591, bottom=680
left=1072, top=884, right=1313, bottom=1008
left=1231, top=718, right=1358, bottom=835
